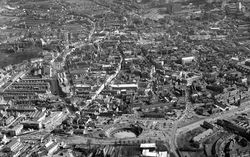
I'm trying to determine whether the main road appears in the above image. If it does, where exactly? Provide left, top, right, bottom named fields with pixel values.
left=169, top=89, right=191, bottom=157
left=83, top=42, right=123, bottom=109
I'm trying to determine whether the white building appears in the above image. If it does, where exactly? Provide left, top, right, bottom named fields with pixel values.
left=140, top=143, right=170, bottom=157
left=9, top=124, right=23, bottom=136
left=181, top=56, right=196, bottom=64
left=110, top=84, right=138, bottom=90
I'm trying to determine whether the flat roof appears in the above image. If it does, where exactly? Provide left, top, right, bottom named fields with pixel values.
left=140, top=143, right=156, bottom=148
left=139, top=102, right=173, bottom=110
left=75, top=84, right=91, bottom=88
left=110, top=84, right=138, bottom=88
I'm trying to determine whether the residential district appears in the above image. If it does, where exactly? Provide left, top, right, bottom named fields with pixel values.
left=0, top=0, right=250, bottom=157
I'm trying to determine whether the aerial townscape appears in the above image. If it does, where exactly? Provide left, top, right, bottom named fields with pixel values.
left=0, top=0, right=250, bottom=156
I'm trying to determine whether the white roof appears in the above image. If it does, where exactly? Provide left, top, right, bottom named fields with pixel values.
left=142, top=150, right=157, bottom=157
left=210, top=27, right=220, bottom=30
left=140, top=143, right=156, bottom=148
left=110, top=84, right=138, bottom=88
left=125, top=58, right=138, bottom=61
left=124, top=50, right=132, bottom=54
left=182, top=56, right=195, bottom=60
left=75, top=84, right=91, bottom=88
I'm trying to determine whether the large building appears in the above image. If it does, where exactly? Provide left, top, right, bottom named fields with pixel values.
left=217, top=119, right=250, bottom=140
left=8, top=124, right=23, bottom=136
left=22, top=121, right=42, bottom=130
left=110, top=84, right=138, bottom=90
left=192, top=129, right=213, bottom=142
left=140, top=143, right=170, bottom=157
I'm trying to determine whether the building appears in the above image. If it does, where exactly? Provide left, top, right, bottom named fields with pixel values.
left=225, top=1, right=245, bottom=15
left=140, top=143, right=170, bottom=157
left=202, top=121, right=214, bottom=130
left=192, top=129, right=213, bottom=142
left=189, top=35, right=211, bottom=40
left=137, top=102, right=173, bottom=112
left=43, top=65, right=52, bottom=77
left=46, top=142, right=59, bottom=155
left=172, top=71, right=202, bottom=86
left=217, top=119, right=250, bottom=139
left=141, top=112, right=165, bottom=119
left=29, top=110, right=46, bottom=122
left=181, top=56, right=196, bottom=65
left=22, top=121, right=42, bottom=130
left=110, top=84, right=138, bottom=90
left=4, top=138, right=22, bottom=152
left=236, top=60, right=250, bottom=74
left=30, top=58, right=43, bottom=64
left=9, top=124, right=23, bottom=136
left=6, top=116, right=15, bottom=125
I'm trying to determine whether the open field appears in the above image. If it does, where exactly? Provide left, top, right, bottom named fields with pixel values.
left=0, top=46, right=43, bottom=68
